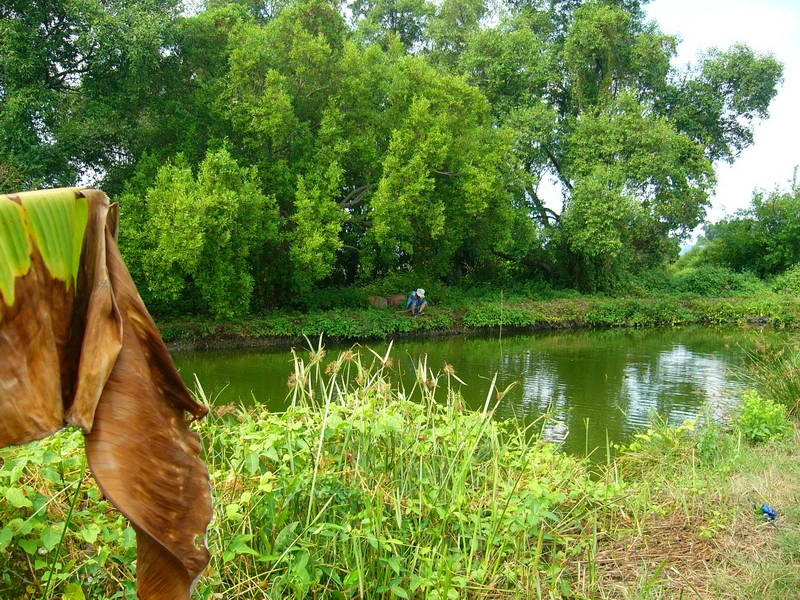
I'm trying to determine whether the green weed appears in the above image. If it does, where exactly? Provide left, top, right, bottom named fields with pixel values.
left=736, top=389, right=791, bottom=443
left=0, top=431, right=138, bottom=599
left=743, top=341, right=800, bottom=417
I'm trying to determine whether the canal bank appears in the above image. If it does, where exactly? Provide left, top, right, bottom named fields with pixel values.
left=159, top=295, right=800, bottom=352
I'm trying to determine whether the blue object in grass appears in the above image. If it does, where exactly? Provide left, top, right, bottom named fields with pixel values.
left=761, top=503, right=778, bottom=521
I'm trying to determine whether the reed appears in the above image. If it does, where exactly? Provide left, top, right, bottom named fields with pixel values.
left=198, top=338, right=614, bottom=598
left=742, top=340, right=800, bottom=417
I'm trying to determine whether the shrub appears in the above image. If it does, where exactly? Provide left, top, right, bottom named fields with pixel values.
left=736, top=389, right=790, bottom=444
left=618, top=269, right=676, bottom=297
left=617, top=418, right=698, bottom=474
left=293, top=287, right=369, bottom=311
left=120, top=149, right=281, bottom=319
left=771, top=264, right=800, bottom=295
left=673, top=266, right=766, bottom=297
left=695, top=414, right=738, bottom=466
left=361, top=273, right=459, bottom=307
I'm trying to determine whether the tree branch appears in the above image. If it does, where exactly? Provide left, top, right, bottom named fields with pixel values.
left=544, top=145, right=573, bottom=192
left=527, top=186, right=561, bottom=225
left=339, top=183, right=375, bottom=208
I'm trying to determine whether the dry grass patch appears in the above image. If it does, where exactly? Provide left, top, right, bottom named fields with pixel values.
left=579, top=425, right=800, bottom=600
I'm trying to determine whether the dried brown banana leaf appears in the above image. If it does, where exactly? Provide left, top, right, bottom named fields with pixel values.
left=0, top=188, right=212, bottom=599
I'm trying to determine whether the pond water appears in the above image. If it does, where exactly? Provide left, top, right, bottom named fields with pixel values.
left=173, top=326, right=789, bottom=456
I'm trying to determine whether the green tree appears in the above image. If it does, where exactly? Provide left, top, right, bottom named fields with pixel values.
left=459, top=1, right=781, bottom=288
left=289, top=162, right=346, bottom=292
left=222, top=0, right=347, bottom=207
left=350, top=0, right=435, bottom=49
left=427, top=0, right=487, bottom=67
left=702, top=173, right=800, bottom=276
left=658, top=43, right=784, bottom=162
left=367, top=58, right=533, bottom=278
left=560, top=93, right=714, bottom=281
left=121, top=148, right=280, bottom=318
left=0, top=0, right=184, bottom=192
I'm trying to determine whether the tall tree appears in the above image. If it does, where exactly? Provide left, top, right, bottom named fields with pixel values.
left=349, top=0, right=436, bottom=49
left=0, top=0, right=183, bottom=192
left=366, top=58, right=533, bottom=278
left=657, top=43, right=784, bottom=162
left=427, top=0, right=488, bottom=67
left=459, top=0, right=781, bottom=287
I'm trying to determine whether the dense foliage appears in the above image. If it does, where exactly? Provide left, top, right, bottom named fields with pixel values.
left=0, top=0, right=784, bottom=314
left=698, top=174, right=800, bottom=277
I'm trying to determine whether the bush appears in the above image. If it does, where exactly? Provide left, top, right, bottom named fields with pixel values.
left=293, top=287, right=369, bottom=311
left=618, top=269, right=676, bottom=297
left=771, top=264, right=800, bottom=295
left=359, top=274, right=468, bottom=309
left=736, top=389, right=790, bottom=444
left=673, top=266, right=766, bottom=297
left=610, top=266, right=770, bottom=299
left=120, top=149, right=281, bottom=319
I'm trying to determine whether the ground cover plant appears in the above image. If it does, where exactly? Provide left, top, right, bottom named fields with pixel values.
left=1, top=342, right=799, bottom=599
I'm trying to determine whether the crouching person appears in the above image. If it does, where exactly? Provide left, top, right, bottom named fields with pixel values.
left=406, top=288, right=427, bottom=315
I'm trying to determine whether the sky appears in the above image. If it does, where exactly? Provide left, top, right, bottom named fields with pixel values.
left=645, top=0, right=800, bottom=224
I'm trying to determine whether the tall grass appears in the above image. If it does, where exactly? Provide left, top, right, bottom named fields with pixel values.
left=199, top=339, right=619, bottom=599
left=742, top=341, right=800, bottom=417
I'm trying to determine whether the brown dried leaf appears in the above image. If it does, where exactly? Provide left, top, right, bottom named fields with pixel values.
left=0, top=188, right=212, bottom=599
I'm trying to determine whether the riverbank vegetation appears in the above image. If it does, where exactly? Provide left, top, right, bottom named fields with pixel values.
left=1, top=343, right=798, bottom=599
left=1, top=0, right=787, bottom=321
left=160, top=292, right=800, bottom=347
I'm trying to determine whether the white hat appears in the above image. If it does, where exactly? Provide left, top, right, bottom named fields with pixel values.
left=417, top=288, right=425, bottom=298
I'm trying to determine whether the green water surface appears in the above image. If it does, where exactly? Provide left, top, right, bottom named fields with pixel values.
left=174, top=326, right=791, bottom=456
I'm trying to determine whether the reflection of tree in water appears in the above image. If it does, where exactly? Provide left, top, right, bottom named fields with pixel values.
left=517, top=356, right=569, bottom=444
left=620, top=345, right=739, bottom=433
left=480, top=327, right=761, bottom=455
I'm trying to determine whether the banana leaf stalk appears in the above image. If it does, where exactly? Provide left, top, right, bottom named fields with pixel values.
left=0, top=188, right=212, bottom=599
